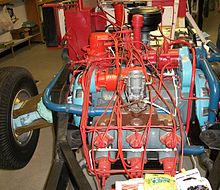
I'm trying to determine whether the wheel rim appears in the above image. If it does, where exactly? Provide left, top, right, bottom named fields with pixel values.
left=11, top=89, right=33, bottom=146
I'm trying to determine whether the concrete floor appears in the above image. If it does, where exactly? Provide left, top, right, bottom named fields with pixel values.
left=0, top=9, right=219, bottom=190
left=0, top=45, right=62, bottom=190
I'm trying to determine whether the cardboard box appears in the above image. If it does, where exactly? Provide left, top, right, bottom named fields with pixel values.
left=10, top=27, right=30, bottom=39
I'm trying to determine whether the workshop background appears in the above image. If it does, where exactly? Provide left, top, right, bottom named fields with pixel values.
left=0, top=0, right=220, bottom=189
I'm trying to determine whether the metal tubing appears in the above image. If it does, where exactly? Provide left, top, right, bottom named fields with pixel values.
left=208, top=52, right=220, bottom=62
left=170, top=0, right=179, bottom=40
left=43, top=65, right=112, bottom=116
left=183, top=145, right=205, bottom=155
left=207, top=41, right=220, bottom=54
left=186, top=12, right=206, bottom=44
left=198, top=58, right=220, bottom=123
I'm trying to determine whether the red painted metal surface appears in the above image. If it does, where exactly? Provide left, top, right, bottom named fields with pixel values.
left=96, top=157, right=111, bottom=178
left=65, top=8, right=95, bottom=60
left=93, top=11, right=107, bottom=31
left=132, top=14, right=144, bottom=50
left=146, top=49, right=179, bottom=70
left=95, top=67, right=143, bottom=91
left=89, top=32, right=110, bottom=56
left=94, top=132, right=114, bottom=148
left=113, top=3, right=125, bottom=27
left=157, top=49, right=179, bottom=70
left=160, top=157, right=177, bottom=176
left=65, top=8, right=107, bottom=60
left=128, top=157, right=143, bottom=178
left=160, top=132, right=181, bottom=148
left=126, top=132, right=144, bottom=148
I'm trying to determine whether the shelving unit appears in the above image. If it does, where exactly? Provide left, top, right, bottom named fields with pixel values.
left=0, top=0, right=11, bottom=5
left=37, top=0, right=54, bottom=5
left=0, top=33, right=40, bottom=57
left=25, top=0, right=54, bottom=42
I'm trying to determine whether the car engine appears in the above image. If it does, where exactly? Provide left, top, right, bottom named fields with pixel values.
left=1, top=0, right=220, bottom=189
left=41, top=1, right=220, bottom=188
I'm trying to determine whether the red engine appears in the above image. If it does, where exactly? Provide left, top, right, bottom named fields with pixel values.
left=64, top=1, right=195, bottom=188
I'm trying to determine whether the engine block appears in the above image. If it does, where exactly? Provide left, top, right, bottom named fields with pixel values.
left=66, top=5, right=203, bottom=183
left=41, top=1, right=220, bottom=188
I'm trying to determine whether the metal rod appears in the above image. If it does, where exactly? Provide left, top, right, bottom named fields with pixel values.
left=44, top=160, right=69, bottom=190
left=60, top=142, right=92, bottom=190
left=186, top=12, right=207, bottom=44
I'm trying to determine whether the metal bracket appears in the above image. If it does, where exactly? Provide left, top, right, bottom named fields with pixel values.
left=44, top=64, right=92, bottom=190
left=44, top=142, right=92, bottom=190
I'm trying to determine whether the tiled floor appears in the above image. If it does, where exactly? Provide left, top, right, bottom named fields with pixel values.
left=0, top=9, right=220, bottom=190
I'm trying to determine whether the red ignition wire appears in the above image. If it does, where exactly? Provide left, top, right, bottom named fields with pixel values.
left=169, top=40, right=196, bottom=134
left=148, top=59, right=184, bottom=170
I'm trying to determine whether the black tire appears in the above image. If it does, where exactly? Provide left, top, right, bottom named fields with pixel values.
left=0, top=66, right=40, bottom=169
